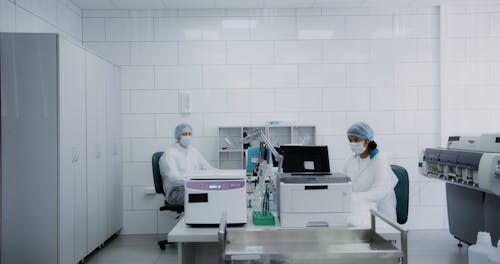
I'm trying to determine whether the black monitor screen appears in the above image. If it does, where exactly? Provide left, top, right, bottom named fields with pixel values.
left=278, top=145, right=330, bottom=173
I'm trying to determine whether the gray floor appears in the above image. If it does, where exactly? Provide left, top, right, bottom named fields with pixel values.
left=84, top=230, right=467, bottom=264
left=406, top=230, right=467, bottom=264
left=84, top=235, right=177, bottom=264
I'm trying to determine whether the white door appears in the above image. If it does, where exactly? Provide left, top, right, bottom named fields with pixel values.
left=59, top=37, right=87, bottom=264
left=105, top=65, right=123, bottom=235
left=105, top=62, right=117, bottom=237
left=72, top=46, right=88, bottom=264
left=1, top=33, right=59, bottom=264
left=86, top=51, right=108, bottom=251
left=96, top=56, right=109, bottom=246
left=113, top=66, right=123, bottom=232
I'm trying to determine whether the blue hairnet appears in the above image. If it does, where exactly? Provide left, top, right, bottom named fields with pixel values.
left=174, top=123, right=192, bottom=140
left=347, top=122, right=374, bottom=141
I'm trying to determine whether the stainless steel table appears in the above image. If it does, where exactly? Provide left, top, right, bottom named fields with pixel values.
left=219, top=210, right=408, bottom=264
left=168, top=211, right=278, bottom=264
left=168, top=210, right=407, bottom=264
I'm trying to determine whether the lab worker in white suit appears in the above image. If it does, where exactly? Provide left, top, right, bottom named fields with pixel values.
left=343, top=122, right=398, bottom=227
left=159, top=123, right=214, bottom=205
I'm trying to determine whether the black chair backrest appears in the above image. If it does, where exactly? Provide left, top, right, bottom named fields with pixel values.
left=391, top=164, right=409, bottom=225
left=152, top=151, right=165, bottom=195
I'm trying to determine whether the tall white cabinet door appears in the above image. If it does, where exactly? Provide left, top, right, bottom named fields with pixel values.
left=86, top=51, right=108, bottom=251
left=104, top=62, right=115, bottom=237
left=59, top=37, right=87, bottom=264
left=113, top=66, right=123, bottom=232
left=1, top=33, right=59, bottom=264
left=96, top=61, right=110, bottom=242
left=106, top=65, right=123, bottom=236
left=73, top=116, right=88, bottom=264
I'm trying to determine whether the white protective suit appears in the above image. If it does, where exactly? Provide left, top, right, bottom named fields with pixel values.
left=343, top=149, right=398, bottom=227
left=159, top=143, right=214, bottom=205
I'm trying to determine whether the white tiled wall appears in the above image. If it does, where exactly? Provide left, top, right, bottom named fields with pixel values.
left=442, top=6, right=500, bottom=137
left=0, top=0, right=82, bottom=42
left=82, top=7, right=443, bottom=233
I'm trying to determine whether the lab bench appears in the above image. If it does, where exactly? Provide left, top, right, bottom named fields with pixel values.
left=167, top=210, right=406, bottom=264
left=168, top=210, right=278, bottom=264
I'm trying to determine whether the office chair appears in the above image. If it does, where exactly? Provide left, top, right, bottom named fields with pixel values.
left=152, top=151, right=184, bottom=250
left=391, top=164, right=409, bottom=225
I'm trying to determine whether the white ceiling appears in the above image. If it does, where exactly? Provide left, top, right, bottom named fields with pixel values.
left=71, top=0, right=422, bottom=9
left=71, top=0, right=496, bottom=10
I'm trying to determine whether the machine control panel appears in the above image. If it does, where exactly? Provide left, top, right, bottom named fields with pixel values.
left=186, top=180, right=245, bottom=191
left=496, top=161, right=500, bottom=177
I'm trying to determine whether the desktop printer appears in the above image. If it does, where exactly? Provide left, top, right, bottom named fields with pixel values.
left=277, top=146, right=352, bottom=228
left=184, top=170, right=247, bottom=225
left=280, top=173, right=352, bottom=228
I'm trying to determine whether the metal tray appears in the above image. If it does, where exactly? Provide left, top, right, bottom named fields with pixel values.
left=218, top=210, right=408, bottom=264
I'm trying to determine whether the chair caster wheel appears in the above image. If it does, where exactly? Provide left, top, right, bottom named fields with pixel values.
left=158, top=242, right=166, bottom=250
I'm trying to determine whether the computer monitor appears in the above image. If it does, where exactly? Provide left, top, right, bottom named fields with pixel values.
left=278, top=145, right=331, bottom=174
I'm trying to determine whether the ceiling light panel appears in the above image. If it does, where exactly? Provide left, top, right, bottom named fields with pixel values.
left=71, top=0, right=116, bottom=9
left=215, top=0, right=265, bottom=9
left=162, top=0, right=216, bottom=8
left=265, top=0, right=315, bottom=8
left=111, top=0, right=166, bottom=9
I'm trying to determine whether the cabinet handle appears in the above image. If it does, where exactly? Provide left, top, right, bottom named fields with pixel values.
left=96, top=144, right=102, bottom=159
left=72, top=147, right=77, bottom=163
left=75, top=149, right=80, bottom=163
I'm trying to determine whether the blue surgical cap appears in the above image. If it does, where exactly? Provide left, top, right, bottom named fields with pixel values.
left=175, top=123, right=192, bottom=140
left=347, top=122, right=374, bottom=141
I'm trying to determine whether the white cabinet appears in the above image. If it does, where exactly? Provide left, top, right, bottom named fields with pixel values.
left=1, top=33, right=122, bottom=264
left=104, top=63, right=121, bottom=238
left=86, top=52, right=106, bottom=250
left=86, top=50, right=124, bottom=252
left=85, top=49, right=123, bottom=253
left=2, top=33, right=59, bottom=264
left=106, top=66, right=123, bottom=235
left=80, top=39, right=123, bottom=259
left=59, top=37, right=88, bottom=264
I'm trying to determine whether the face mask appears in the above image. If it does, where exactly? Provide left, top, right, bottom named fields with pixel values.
left=350, top=142, right=366, bottom=155
left=180, top=136, right=192, bottom=148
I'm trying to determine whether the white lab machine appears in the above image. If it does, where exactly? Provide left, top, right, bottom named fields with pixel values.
left=279, top=173, right=352, bottom=228
left=184, top=170, right=247, bottom=225
left=419, top=134, right=500, bottom=194
left=419, top=134, right=500, bottom=245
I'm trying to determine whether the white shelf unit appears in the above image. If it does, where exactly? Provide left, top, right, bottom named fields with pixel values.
left=217, top=125, right=316, bottom=170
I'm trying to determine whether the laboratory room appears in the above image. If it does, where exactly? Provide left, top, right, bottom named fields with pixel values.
left=3, top=0, right=500, bottom=264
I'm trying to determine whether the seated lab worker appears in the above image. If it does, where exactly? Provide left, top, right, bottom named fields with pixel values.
left=343, top=122, right=398, bottom=227
left=159, top=123, right=214, bottom=205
